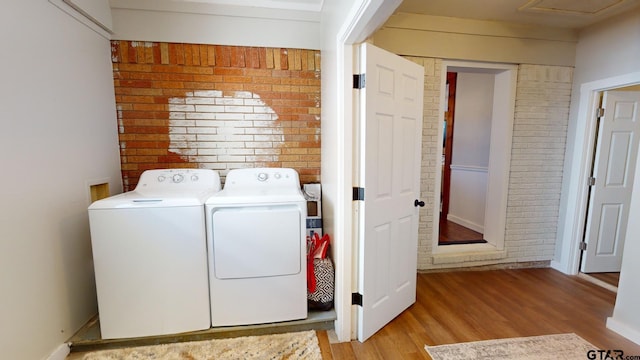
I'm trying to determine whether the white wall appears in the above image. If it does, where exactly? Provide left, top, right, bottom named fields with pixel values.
left=447, top=73, right=493, bottom=231
left=556, top=6, right=640, bottom=344
left=0, top=1, right=121, bottom=359
left=448, top=168, right=488, bottom=232
left=319, top=0, right=356, bottom=342
left=109, top=0, right=321, bottom=49
left=451, top=73, right=493, bottom=168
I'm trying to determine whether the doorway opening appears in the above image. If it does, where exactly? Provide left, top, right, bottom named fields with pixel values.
left=439, top=70, right=491, bottom=245
left=558, top=72, right=640, bottom=280
left=433, top=61, right=517, bottom=254
left=578, top=84, right=640, bottom=289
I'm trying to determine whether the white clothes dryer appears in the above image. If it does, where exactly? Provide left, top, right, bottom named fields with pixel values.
left=88, top=169, right=221, bottom=339
left=206, top=168, right=307, bottom=326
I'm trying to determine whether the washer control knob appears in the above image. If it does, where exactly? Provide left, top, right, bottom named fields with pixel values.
left=191, top=174, right=199, bottom=182
left=257, top=172, right=269, bottom=182
left=172, top=174, right=184, bottom=183
left=157, top=175, right=166, bottom=182
left=274, top=172, right=281, bottom=179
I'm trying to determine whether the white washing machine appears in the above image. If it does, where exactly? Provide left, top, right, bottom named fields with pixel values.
left=88, top=169, right=221, bottom=339
left=206, top=168, right=307, bottom=326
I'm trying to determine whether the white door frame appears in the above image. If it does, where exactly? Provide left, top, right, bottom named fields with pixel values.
left=432, top=60, right=517, bottom=255
left=580, top=90, right=640, bottom=272
left=326, top=0, right=402, bottom=342
left=553, top=71, right=640, bottom=275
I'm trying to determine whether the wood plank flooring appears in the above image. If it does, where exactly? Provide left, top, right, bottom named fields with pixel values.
left=438, top=218, right=486, bottom=245
left=326, top=268, right=640, bottom=359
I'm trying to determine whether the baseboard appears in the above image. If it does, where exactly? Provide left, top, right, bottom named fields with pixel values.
left=46, top=343, right=70, bottom=360
left=446, top=214, right=484, bottom=233
left=606, top=317, right=640, bottom=346
left=420, top=260, right=550, bottom=273
left=550, top=260, right=576, bottom=275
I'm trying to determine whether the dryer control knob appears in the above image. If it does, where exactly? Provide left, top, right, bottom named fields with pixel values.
left=274, top=172, right=281, bottom=179
left=191, top=174, right=199, bottom=182
left=172, top=174, right=184, bottom=183
left=157, top=175, right=166, bottom=182
left=257, top=172, right=269, bottom=182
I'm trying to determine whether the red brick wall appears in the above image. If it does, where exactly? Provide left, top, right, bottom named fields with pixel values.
left=111, top=41, right=321, bottom=190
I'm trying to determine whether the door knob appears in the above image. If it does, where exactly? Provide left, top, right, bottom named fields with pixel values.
left=414, top=199, right=425, bottom=207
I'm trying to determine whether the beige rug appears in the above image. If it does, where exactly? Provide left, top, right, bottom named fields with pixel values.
left=82, top=330, right=322, bottom=360
left=425, top=333, right=597, bottom=360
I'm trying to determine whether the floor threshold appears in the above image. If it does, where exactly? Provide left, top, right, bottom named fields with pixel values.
left=578, top=272, right=618, bottom=293
left=68, top=310, right=336, bottom=353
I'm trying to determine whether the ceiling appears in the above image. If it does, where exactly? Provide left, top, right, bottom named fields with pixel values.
left=188, top=0, right=640, bottom=29
left=170, top=0, right=324, bottom=12
left=395, top=0, right=640, bottom=29
left=115, top=0, right=640, bottom=29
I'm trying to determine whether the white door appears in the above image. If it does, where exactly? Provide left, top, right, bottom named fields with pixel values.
left=582, top=91, right=640, bottom=273
left=355, top=43, right=424, bottom=341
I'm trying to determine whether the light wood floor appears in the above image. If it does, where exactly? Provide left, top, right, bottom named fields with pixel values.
left=325, top=268, right=640, bottom=359
left=68, top=268, right=638, bottom=359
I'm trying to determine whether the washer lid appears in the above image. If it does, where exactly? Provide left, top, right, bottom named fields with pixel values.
left=89, top=169, right=222, bottom=210
left=89, top=189, right=218, bottom=209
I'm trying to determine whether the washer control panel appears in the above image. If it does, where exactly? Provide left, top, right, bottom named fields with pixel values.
left=136, top=169, right=221, bottom=192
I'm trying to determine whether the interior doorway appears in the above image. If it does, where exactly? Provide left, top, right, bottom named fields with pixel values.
left=438, top=70, right=494, bottom=245
left=438, top=71, right=493, bottom=245
left=558, top=73, right=640, bottom=278
left=578, top=85, right=640, bottom=288
left=433, top=61, right=517, bottom=254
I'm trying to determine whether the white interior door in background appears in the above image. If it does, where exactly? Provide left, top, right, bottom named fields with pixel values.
left=355, top=43, right=424, bottom=342
left=582, top=91, right=640, bottom=273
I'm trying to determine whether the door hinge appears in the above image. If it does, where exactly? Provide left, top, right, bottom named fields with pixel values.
left=588, top=177, right=596, bottom=186
left=352, top=292, right=363, bottom=306
left=353, top=187, right=365, bottom=201
left=579, top=241, right=587, bottom=251
left=597, top=108, right=605, bottom=118
left=353, top=74, right=366, bottom=89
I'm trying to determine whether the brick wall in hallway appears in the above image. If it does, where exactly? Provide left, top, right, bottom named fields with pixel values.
left=410, top=58, right=573, bottom=270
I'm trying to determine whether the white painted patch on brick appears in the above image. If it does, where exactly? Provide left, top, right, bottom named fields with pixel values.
left=116, top=105, right=124, bottom=134
left=130, top=41, right=154, bottom=48
left=169, top=91, right=282, bottom=177
left=111, top=42, right=119, bottom=62
left=169, top=98, right=186, bottom=104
